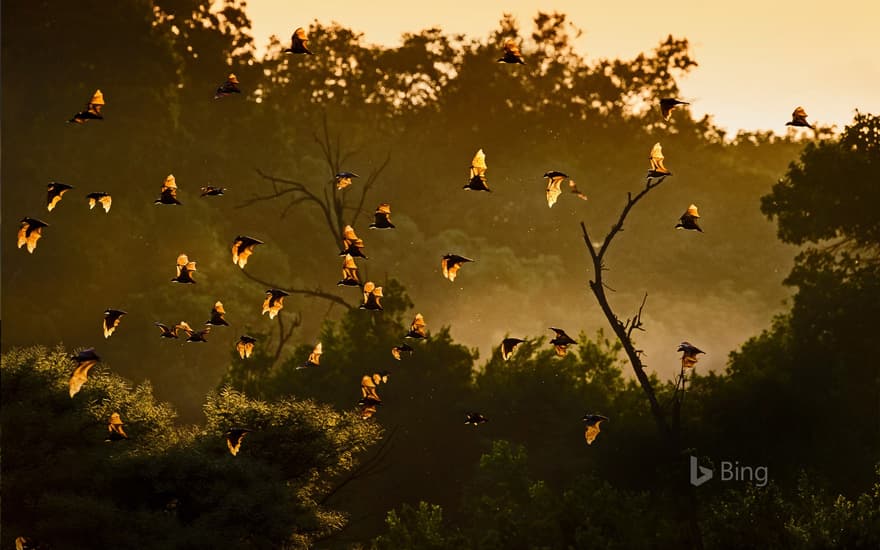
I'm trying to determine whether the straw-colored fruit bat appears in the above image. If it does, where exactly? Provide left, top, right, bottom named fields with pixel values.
left=236, top=335, right=257, bottom=359
left=360, top=282, right=383, bottom=310
left=106, top=412, right=128, bottom=441
left=391, top=343, right=414, bottom=360
left=501, top=338, right=525, bottom=361
left=660, top=98, right=689, bottom=121
left=647, top=143, right=672, bottom=179
left=335, top=171, right=359, bottom=190
left=338, top=254, right=361, bottom=287
left=214, top=73, right=241, bottom=99
left=155, top=174, right=181, bottom=205
left=47, top=182, right=73, bottom=211
left=786, top=106, right=814, bottom=129
left=369, top=203, right=395, bottom=229
left=68, top=89, right=104, bottom=123
left=17, top=217, right=48, bottom=253
left=298, top=342, right=322, bottom=369
left=226, top=428, right=252, bottom=456
left=232, top=235, right=263, bottom=269
left=285, top=27, right=313, bottom=55
left=498, top=38, right=525, bottom=64
left=405, top=313, right=427, bottom=339
left=550, top=327, right=577, bottom=357
left=544, top=171, right=566, bottom=208
left=262, top=289, right=289, bottom=319
left=103, top=309, right=127, bottom=338
left=155, top=322, right=179, bottom=339
left=206, top=301, right=229, bottom=326
left=171, top=254, right=197, bottom=284
left=441, top=254, right=473, bottom=282
left=465, top=412, right=489, bottom=426
left=675, top=204, right=702, bottom=232
left=361, top=372, right=389, bottom=401
left=200, top=185, right=226, bottom=197
left=464, top=149, right=490, bottom=191
left=86, top=192, right=112, bottom=212
left=678, top=341, right=705, bottom=371
left=69, top=348, right=100, bottom=397
left=341, top=225, right=367, bottom=258
left=582, top=414, right=608, bottom=445
left=359, top=397, right=382, bottom=419
left=176, top=321, right=210, bottom=342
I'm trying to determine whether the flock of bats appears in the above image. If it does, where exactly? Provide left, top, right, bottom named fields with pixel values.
left=12, top=28, right=819, bottom=483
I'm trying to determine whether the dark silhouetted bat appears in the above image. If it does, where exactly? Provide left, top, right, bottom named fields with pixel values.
left=262, top=289, right=289, bottom=319
left=498, top=38, right=525, bottom=64
left=103, top=309, right=127, bottom=338
left=171, top=253, right=197, bottom=284
left=47, top=181, right=73, bottom=211
left=155, top=174, right=181, bottom=205
left=335, top=171, right=359, bottom=190
left=405, top=313, right=427, bottom=339
left=465, top=412, right=489, bottom=426
left=441, top=254, right=474, bottom=282
left=550, top=327, right=577, bottom=357
left=786, top=106, right=814, bottom=129
left=675, top=204, right=703, bottom=232
left=214, top=73, right=241, bottom=99
left=17, top=217, right=48, bottom=253
left=68, top=89, right=104, bottom=123
left=285, top=27, right=313, bottom=54
left=360, top=282, right=383, bottom=310
left=369, top=203, right=395, bottom=229
left=226, top=428, right=252, bottom=456
left=206, top=301, right=229, bottom=326
left=232, top=235, right=264, bottom=269
left=501, top=337, right=525, bottom=361
left=660, top=98, right=689, bottom=121
left=464, top=148, right=490, bottom=191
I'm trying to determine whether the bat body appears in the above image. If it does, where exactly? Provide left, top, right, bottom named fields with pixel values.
left=200, top=185, right=226, bottom=197
left=214, top=73, right=241, bottom=99
left=171, top=253, right=197, bottom=284
left=786, top=106, right=814, bottom=129
left=68, top=89, right=104, bottom=124
left=155, top=322, right=179, bottom=339
left=550, top=327, right=577, bottom=357
left=369, top=203, right=395, bottom=229
left=155, top=174, right=181, bottom=205
left=284, top=27, right=313, bottom=54
left=498, top=39, right=525, bottom=64
left=675, top=204, right=702, bottom=232
left=464, top=149, right=490, bottom=191
left=206, top=301, right=229, bottom=326
left=176, top=321, right=210, bottom=342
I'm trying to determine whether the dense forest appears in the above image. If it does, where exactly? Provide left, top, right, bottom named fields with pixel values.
left=2, top=1, right=878, bottom=548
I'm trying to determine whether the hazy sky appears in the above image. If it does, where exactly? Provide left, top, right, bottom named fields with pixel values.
left=246, top=0, right=879, bottom=134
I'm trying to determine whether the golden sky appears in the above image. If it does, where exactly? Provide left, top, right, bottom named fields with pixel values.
left=245, top=0, right=879, bottom=134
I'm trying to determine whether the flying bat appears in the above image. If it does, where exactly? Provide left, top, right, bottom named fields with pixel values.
left=68, top=89, right=104, bottom=124
left=214, top=73, right=241, bottom=99
left=171, top=254, right=197, bottom=284
left=236, top=335, right=257, bottom=359
left=232, top=235, right=264, bottom=268
left=441, top=254, right=473, bottom=282
left=786, top=106, right=814, bottom=129
left=155, top=174, right=181, bottom=205
left=176, top=321, right=210, bottom=342
left=335, top=171, right=359, bottom=190
left=338, top=254, right=361, bottom=287
left=678, top=341, right=705, bottom=371
left=647, top=143, right=672, bottom=179
left=225, top=428, right=252, bottom=456
left=201, top=185, right=226, bottom=197
left=69, top=348, right=100, bottom=397
left=568, top=180, right=588, bottom=201
left=206, top=301, right=229, bottom=326
left=359, top=397, right=382, bottom=419
left=464, top=149, right=490, bottom=191
left=675, top=204, right=702, bottom=232
left=86, top=192, right=112, bottom=212
left=498, top=38, right=525, bottom=64
left=544, top=171, right=566, bottom=208
left=155, top=322, right=179, bottom=339
left=17, top=217, right=48, bottom=253
left=361, top=372, right=388, bottom=401
left=465, top=412, right=489, bottom=426
left=360, top=282, right=383, bottom=310
left=391, top=343, right=414, bottom=360
left=501, top=337, right=525, bottom=361
left=47, top=182, right=73, bottom=211
left=298, top=342, right=322, bottom=369
left=582, top=414, right=609, bottom=445
left=405, top=313, right=427, bottom=339
left=550, top=327, right=577, bottom=357
left=660, top=98, right=689, bottom=121
left=341, top=225, right=367, bottom=258
left=369, top=203, right=395, bottom=229
left=106, top=412, right=128, bottom=441
left=262, top=289, right=289, bottom=319
left=103, top=309, right=127, bottom=338
left=284, top=27, right=313, bottom=55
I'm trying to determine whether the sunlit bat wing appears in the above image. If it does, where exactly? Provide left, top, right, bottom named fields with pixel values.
left=392, top=343, right=413, bottom=360
left=649, top=143, right=670, bottom=174
left=441, top=254, right=473, bottom=282
left=86, top=192, right=112, bottom=212
left=68, top=352, right=98, bottom=397
left=361, top=374, right=381, bottom=401
left=501, top=338, right=525, bottom=361
left=583, top=414, right=608, bottom=445
left=546, top=178, right=562, bottom=208
left=262, top=289, right=289, bottom=319
left=498, top=38, right=525, bottom=64
left=338, top=254, right=361, bottom=286
left=369, top=203, right=395, bottom=228
left=305, top=342, right=322, bottom=367
left=226, top=428, right=251, bottom=456
left=291, top=27, right=313, bottom=54
left=103, top=309, right=127, bottom=338
left=155, top=174, right=181, bottom=205
left=465, top=149, right=490, bottom=191
left=406, top=313, right=427, bottom=338
left=335, top=171, right=359, bottom=190
left=236, top=335, right=256, bottom=359
left=207, top=301, right=229, bottom=326
left=231, top=235, right=264, bottom=269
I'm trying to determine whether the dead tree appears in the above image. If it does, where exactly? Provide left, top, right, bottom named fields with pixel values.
left=580, top=175, right=704, bottom=549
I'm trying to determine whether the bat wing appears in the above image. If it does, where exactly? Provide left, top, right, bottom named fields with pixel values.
left=569, top=180, right=588, bottom=200
left=69, top=361, right=96, bottom=397
left=546, top=179, right=562, bottom=208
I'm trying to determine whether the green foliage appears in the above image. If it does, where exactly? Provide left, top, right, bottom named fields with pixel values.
left=372, top=502, right=453, bottom=550
left=1, top=345, right=382, bottom=549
